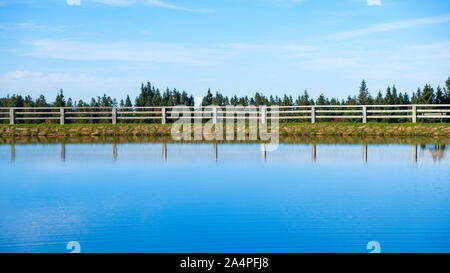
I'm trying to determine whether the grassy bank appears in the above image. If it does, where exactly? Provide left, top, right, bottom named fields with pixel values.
left=1, top=135, right=449, bottom=145
left=0, top=122, right=449, bottom=138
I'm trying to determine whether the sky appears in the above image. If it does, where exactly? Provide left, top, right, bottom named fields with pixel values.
left=0, top=0, right=449, bottom=103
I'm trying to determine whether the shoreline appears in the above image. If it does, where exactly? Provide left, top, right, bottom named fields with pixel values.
left=1, top=135, right=449, bottom=145
left=0, top=123, right=449, bottom=138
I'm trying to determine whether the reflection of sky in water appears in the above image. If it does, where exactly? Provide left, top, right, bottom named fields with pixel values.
left=0, top=143, right=449, bottom=253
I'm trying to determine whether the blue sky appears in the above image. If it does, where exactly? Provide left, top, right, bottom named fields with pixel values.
left=0, top=0, right=449, bottom=102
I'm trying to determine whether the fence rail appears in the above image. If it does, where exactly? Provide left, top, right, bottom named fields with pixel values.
left=0, top=105, right=449, bottom=125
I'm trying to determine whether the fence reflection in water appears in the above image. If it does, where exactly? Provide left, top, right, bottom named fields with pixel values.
left=5, top=142, right=447, bottom=163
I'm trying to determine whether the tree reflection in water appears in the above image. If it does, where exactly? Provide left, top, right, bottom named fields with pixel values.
left=420, top=144, right=447, bottom=161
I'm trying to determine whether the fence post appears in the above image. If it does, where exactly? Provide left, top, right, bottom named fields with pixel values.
left=9, top=108, right=14, bottom=125
left=311, top=106, right=316, bottom=124
left=261, top=106, right=267, bottom=124
left=162, top=107, right=166, bottom=124
left=213, top=106, right=217, bottom=124
left=112, top=107, right=117, bottom=125
left=362, top=106, right=367, bottom=124
left=412, top=105, right=417, bottom=123
left=60, top=108, right=65, bottom=125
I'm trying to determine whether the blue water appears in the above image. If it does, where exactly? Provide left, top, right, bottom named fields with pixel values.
left=0, top=142, right=449, bottom=253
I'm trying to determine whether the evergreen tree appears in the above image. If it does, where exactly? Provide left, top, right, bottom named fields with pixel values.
left=421, top=84, right=434, bottom=104
left=54, top=89, right=66, bottom=107
left=346, top=95, right=358, bottom=105
left=375, top=91, right=384, bottom=105
left=77, top=99, right=87, bottom=107
left=202, top=89, right=213, bottom=106
left=180, top=91, right=189, bottom=106
left=435, top=86, right=444, bottom=104
left=443, top=77, right=450, bottom=103
left=446, top=77, right=450, bottom=94
left=392, top=85, right=399, bottom=104
left=402, top=93, right=410, bottom=104
left=23, top=95, right=34, bottom=107
left=35, top=95, right=48, bottom=107
left=357, top=80, right=370, bottom=105
left=330, top=98, right=340, bottom=105
left=385, top=86, right=393, bottom=104
left=230, top=95, right=238, bottom=106
left=316, top=94, right=328, bottom=105
left=296, top=90, right=313, bottom=105
left=281, top=94, right=293, bottom=106
left=125, top=95, right=132, bottom=107
left=411, top=88, right=422, bottom=104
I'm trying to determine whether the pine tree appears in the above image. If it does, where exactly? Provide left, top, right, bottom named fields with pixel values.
left=446, top=77, right=450, bottom=93
left=375, top=91, right=384, bottom=105
left=346, top=95, right=357, bottom=105
left=435, top=86, right=444, bottom=104
left=296, top=90, right=312, bottom=105
left=316, top=94, right=328, bottom=105
left=358, top=80, right=370, bottom=105
left=125, top=95, right=132, bottom=107
left=230, top=95, right=238, bottom=106
left=385, top=87, right=393, bottom=104
left=421, top=84, right=434, bottom=104
left=411, top=88, right=422, bottom=104
left=202, top=89, right=213, bottom=106
left=35, top=95, right=48, bottom=107
left=151, top=89, right=162, bottom=106
left=398, top=92, right=410, bottom=104
left=392, top=85, right=399, bottom=104
left=444, top=77, right=450, bottom=103
left=54, top=89, right=66, bottom=107
left=402, top=93, right=410, bottom=104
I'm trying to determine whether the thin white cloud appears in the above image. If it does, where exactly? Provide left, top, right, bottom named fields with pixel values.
left=366, top=0, right=381, bottom=6
left=0, top=71, right=146, bottom=98
left=326, top=13, right=450, bottom=40
left=25, top=40, right=222, bottom=65
left=297, top=57, right=361, bottom=70
left=66, top=0, right=81, bottom=6
left=225, top=43, right=313, bottom=52
left=87, top=0, right=212, bottom=12
left=278, top=0, right=305, bottom=3
left=274, top=0, right=306, bottom=8
left=87, top=0, right=130, bottom=5
left=295, top=42, right=450, bottom=83
left=23, top=40, right=318, bottom=67
left=143, top=0, right=211, bottom=12
left=0, top=22, right=68, bottom=31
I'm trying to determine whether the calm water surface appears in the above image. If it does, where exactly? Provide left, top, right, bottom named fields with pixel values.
left=0, top=142, right=449, bottom=253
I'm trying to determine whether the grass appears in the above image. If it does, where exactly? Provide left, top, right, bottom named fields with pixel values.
left=0, top=121, right=448, bottom=127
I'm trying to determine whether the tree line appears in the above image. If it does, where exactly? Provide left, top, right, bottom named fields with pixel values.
left=1, top=77, right=449, bottom=109
left=0, top=82, right=195, bottom=108
left=200, top=78, right=450, bottom=106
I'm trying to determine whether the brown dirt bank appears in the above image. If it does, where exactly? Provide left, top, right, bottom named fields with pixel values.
left=0, top=123, right=449, bottom=138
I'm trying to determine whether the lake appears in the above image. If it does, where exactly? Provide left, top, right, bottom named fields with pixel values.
left=0, top=139, right=449, bottom=253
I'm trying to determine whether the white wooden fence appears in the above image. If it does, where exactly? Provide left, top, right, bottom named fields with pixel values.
left=0, top=104, right=449, bottom=125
